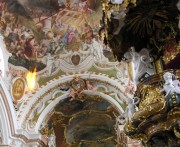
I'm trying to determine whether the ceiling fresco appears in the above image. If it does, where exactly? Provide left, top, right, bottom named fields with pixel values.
left=0, top=0, right=115, bottom=72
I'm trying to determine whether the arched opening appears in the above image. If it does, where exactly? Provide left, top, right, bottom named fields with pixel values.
left=38, top=91, right=123, bottom=146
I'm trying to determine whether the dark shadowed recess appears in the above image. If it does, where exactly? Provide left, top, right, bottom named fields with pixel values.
left=48, top=95, right=118, bottom=147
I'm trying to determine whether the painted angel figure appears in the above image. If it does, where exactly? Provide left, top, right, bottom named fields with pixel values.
left=58, top=0, right=66, bottom=7
left=91, top=38, right=107, bottom=61
left=71, top=0, right=80, bottom=8
left=45, top=53, right=55, bottom=76
left=161, top=72, right=180, bottom=97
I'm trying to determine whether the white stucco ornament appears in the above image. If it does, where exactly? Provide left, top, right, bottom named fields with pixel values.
left=117, top=97, right=140, bottom=122
left=124, top=47, right=155, bottom=84
left=110, top=0, right=124, bottom=4
left=0, top=35, right=12, bottom=78
left=161, top=72, right=180, bottom=97
left=48, top=133, right=56, bottom=147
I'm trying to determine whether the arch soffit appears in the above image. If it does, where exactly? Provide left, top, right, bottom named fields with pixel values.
left=34, top=90, right=125, bottom=132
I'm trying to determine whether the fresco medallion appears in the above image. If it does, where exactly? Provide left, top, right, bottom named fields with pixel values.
left=11, top=78, right=25, bottom=101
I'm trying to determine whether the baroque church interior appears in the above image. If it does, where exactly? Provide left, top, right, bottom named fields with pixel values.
left=0, top=0, right=179, bottom=146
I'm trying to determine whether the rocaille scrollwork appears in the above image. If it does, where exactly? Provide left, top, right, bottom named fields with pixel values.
left=123, top=70, right=180, bottom=146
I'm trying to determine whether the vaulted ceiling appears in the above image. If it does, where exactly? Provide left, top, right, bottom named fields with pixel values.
left=0, top=0, right=179, bottom=146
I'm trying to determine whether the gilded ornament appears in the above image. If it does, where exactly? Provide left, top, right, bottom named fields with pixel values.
left=12, top=78, right=25, bottom=101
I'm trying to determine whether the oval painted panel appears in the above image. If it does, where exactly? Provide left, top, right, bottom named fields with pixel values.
left=71, top=55, right=80, bottom=65
left=12, top=78, right=25, bottom=101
